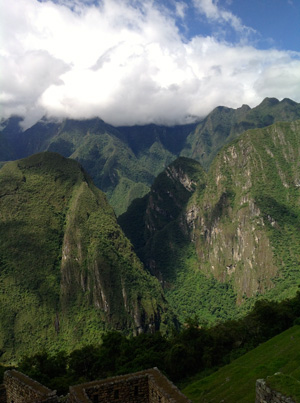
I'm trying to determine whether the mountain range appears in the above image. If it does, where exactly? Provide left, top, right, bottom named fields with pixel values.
left=1, top=97, right=300, bottom=215
left=1, top=97, right=300, bottom=361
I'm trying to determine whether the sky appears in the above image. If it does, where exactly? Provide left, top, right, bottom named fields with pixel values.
left=1, top=0, right=300, bottom=128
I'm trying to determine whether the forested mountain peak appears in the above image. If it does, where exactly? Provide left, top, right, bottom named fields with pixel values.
left=0, top=152, right=171, bottom=362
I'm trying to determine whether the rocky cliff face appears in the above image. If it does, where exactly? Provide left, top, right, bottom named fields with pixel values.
left=120, top=120, right=300, bottom=324
left=0, top=152, right=170, bottom=362
left=118, top=157, right=205, bottom=283
left=186, top=120, right=300, bottom=304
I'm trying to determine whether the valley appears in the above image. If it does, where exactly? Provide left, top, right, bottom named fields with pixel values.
left=1, top=97, right=300, bottom=400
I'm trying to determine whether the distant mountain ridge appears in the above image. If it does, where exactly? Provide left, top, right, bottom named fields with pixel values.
left=181, top=97, right=300, bottom=168
left=1, top=97, right=300, bottom=214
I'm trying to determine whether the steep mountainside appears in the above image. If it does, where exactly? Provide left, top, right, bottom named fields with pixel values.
left=0, top=152, right=170, bottom=363
left=118, top=157, right=206, bottom=283
left=1, top=98, right=300, bottom=215
left=119, top=120, right=300, bottom=324
left=190, top=120, right=300, bottom=302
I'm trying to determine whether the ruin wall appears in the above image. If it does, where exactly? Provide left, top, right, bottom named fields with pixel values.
left=69, top=368, right=191, bottom=403
left=256, top=379, right=296, bottom=403
left=0, top=384, right=6, bottom=403
left=4, top=370, right=58, bottom=403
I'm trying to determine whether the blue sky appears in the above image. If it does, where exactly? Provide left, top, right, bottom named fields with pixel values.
left=227, top=0, right=300, bottom=51
left=1, top=0, right=300, bottom=128
left=169, top=0, right=300, bottom=52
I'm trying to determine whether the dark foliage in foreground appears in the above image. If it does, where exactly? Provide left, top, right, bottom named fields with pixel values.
left=4, top=292, right=300, bottom=395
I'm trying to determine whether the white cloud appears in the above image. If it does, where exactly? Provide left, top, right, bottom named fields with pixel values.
left=1, top=0, right=300, bottom=128
left=174, top=1, right=188, bottom=19
left=192, top=0, right=219, bottom=19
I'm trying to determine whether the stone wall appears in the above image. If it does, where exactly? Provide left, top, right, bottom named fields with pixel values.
left=2, top=368, right=190, bottom=402
left=4, top=370, right=58, bottom=402
left=85, top=374, right=149, bottom=403
left=148, top=368, right=190, bottom=403
left=256, top=379, right=296, bottom=403
left=0, top=385, right=6, bottom=403
left=69, top=368, right=191, bottom=403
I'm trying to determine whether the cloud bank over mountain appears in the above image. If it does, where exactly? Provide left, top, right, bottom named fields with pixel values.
left=1, top=0, right=300, bottom=128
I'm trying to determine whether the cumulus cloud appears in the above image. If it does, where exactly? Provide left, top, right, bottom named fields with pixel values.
left=1, top=0, right=300, bottom=128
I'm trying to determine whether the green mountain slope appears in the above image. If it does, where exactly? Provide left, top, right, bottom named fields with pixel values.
left=190, top=120, right=300, bottom=303
left=118, top=157, right=206, bottom=283
left=0, top=152, right=170, bottom=363
left=119, top=120, right=300, bottom=324
left=182, top=325, right=300, bottom=402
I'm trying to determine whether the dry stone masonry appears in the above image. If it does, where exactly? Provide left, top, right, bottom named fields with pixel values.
left=4, top=370, right=58, bottom=402
left=0, top=385, right=6, bottom=403
left=256, top=379, right=296, bottom=403
left=69, top=368, right=190, bottom=403
left=2, top=368, right=190, bottom=403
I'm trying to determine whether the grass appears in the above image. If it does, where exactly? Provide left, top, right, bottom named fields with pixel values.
left=182, top=325, right=300, bottom=402
left=266, top=373, right=300, bottom=402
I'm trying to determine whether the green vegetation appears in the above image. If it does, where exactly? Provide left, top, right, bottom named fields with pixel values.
left=9, top=292, right=300, bottom=398
left=119, top=158, right=223, bottom=325
left=120, top=119, right=300, bottom=326
left=2, top=98, right=300, bottom=215
left=0, top=152, right=170, bottom=363
left=119, top=157, right=206, bottom=281
left=266, top=373, right=300, bottom=402
left=182, top=326, right=300, bottom=402
left=2, top=101, right=300, bottom=373
left=1, top=118, right=192, bottom=215
left=70, top=129, right=155, bottom=215
left=189, top=120, right=300, bottom=314
left=181, top=97, right=300, bottom=169
left=165, top=256, right=238, bottom=324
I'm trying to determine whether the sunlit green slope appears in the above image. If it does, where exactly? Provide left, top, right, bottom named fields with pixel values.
left=183, top=325, right=300, bottom=402
left=0, top=152, right=170, bottom=363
